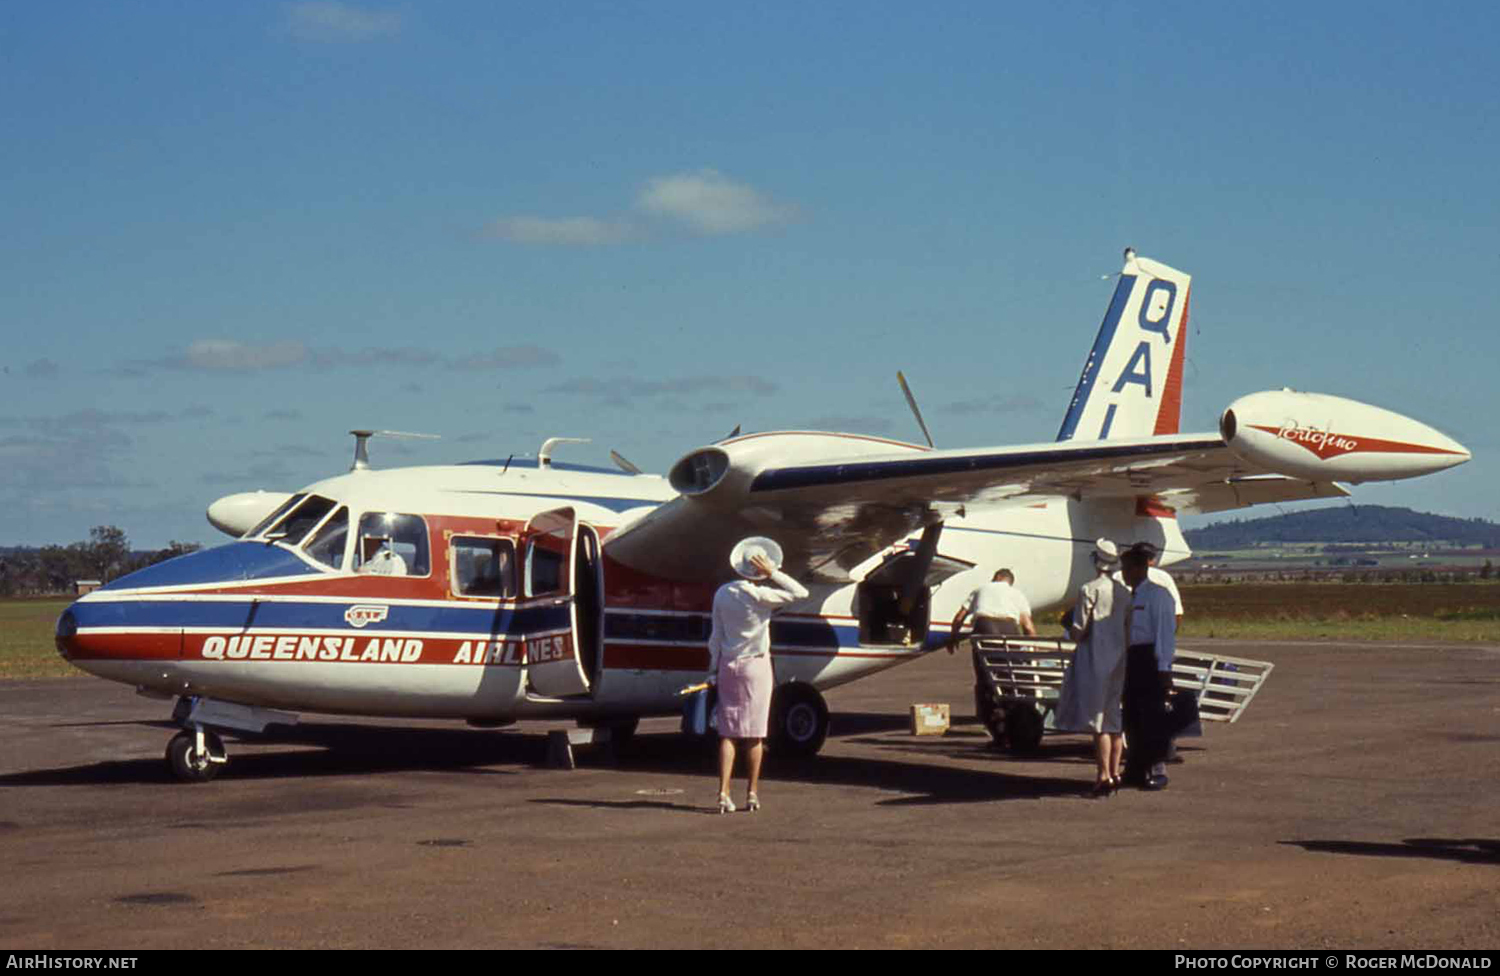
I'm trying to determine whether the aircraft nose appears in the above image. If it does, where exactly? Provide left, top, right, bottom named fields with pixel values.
left=55, top=607, right=79, bottom=660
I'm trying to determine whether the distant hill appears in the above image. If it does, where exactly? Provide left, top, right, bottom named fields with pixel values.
left=1184, top=506, right=1500, bottom=550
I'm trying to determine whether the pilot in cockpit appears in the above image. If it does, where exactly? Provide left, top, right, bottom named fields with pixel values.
left=359, top=535, right=408, bottom=576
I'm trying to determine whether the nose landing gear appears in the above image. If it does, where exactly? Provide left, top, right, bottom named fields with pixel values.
left=166, top=727, right=228, bottom=783
left=162, top=696, right=298, bottom=783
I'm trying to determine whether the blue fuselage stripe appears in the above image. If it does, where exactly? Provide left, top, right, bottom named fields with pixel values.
left=72, top=600, right=572, bottom=636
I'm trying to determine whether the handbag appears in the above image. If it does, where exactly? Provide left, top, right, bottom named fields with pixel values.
left=1164, top=689, right=1200, bottom=736
left=680, top=686, right=718, bottom=737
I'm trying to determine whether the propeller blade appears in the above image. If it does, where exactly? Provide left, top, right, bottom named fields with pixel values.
left=897, top=371, right=935, bottom=448
left=610, top=450, right=643, bottom=475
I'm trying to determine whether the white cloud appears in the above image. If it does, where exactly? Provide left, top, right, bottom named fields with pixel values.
left=184, top=339, right=309, bottom=371
left=637, top=169, right=797, bottom=235
left=544, top=375, right=778, bottom=407
left=483, top=216, right=632, bottom=246
left=286, top=2, right=402, bottom=42
left=452, top=345, right=563, bottom=370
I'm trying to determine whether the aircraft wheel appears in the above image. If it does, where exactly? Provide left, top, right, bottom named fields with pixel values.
left=166, top=730, right=224, bottom=783
left=1004, top=704, right=1044, bottom=754
left=976, top=683, right=1006, bottom=746
left=768, top=683, right=829, bottom=758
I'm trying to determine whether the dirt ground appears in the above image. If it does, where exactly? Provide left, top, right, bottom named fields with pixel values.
left=1, top=639, right=1496, bottom=949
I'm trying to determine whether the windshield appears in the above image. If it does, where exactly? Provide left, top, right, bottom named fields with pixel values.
left=246, top=493, right=306, bottom=538
left=259, top=494, right=338, bottom=546
left=303, top=506, right=349, bottom=570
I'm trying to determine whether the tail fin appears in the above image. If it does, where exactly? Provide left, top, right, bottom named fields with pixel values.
left=1056, top=249, right=1192, bottom=441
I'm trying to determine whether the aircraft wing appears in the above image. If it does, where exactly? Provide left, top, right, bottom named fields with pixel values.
left=603, top=432, right=1289, bottom=583
left=1159, top=475, right=1349, bottom=515
left=603, top=387, right=1466, bottom=583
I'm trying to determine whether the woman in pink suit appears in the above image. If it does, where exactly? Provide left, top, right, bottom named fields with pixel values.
left=707, top=537, right=809, bottom=814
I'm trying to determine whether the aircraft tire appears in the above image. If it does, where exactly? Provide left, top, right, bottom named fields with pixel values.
left=768, top=683, right=829, bottom=758
left=166, top=730, right=223, bottom=783
left=1003, top=704, right=1044, bottom=754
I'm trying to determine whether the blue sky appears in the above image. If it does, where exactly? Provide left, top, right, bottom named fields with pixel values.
left=3, top=1, right=1496, bottom=547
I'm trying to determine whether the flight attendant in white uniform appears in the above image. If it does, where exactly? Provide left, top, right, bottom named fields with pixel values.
left=1054, top=539, right=1131, bottom=796
left=706, top=537, right=809, bottom=814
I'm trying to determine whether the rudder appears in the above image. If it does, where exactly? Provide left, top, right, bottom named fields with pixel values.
left=1056, top=249, right=1192, bottom=441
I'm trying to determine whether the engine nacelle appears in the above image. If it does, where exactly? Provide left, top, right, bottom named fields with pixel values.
left=667, top=432, right=927, bottom=506
left=1220, top=390, right=1468, bottom=483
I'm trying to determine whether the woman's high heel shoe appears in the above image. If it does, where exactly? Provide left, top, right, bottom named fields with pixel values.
left=717, top=792, right=736, bottom=814
left=746, top=792, right=760, bottom=812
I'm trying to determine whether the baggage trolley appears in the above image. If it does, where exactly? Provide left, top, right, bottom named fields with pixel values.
left=971, top=637, right=1274, bottom=753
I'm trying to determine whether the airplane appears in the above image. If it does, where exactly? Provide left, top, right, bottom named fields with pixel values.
left=54, top=249, right=1471, bottom=781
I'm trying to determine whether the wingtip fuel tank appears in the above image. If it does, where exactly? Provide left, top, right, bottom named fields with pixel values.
left=1220, top=390, right=1469, bottom=483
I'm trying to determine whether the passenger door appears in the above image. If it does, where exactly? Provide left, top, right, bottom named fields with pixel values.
left=522, top=507, right=592, bottom=698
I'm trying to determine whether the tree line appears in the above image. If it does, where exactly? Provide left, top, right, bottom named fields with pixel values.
left=1184, top=505, right=1500, bottom=549
left=0, top=526, right=201, bottom=598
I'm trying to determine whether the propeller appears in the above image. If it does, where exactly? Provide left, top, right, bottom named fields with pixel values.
left=897, top=371, right=935, bottom=448
left=610, top=450, right=643, bottom=475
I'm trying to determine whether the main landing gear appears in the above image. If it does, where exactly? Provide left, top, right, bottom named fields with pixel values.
left=768, top=683, right=830, bottom=758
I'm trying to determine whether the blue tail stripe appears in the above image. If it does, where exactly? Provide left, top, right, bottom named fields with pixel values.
left=1056, top=274, right=1136, bottom=442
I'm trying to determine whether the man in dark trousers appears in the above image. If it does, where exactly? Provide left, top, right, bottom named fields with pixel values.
left=1120, top=542, right=1177, bottom=790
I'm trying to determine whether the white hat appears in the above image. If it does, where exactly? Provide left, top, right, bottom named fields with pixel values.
left=1091, top=538, right=1120, bottom=570
left=730, top=536, right=783, bottom=579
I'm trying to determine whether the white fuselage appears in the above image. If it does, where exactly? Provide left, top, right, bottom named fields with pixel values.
left=59, top=458, right=1183, bottom=723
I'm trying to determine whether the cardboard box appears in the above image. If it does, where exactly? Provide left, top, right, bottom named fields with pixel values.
left=909, top=703, right=950, bottom=736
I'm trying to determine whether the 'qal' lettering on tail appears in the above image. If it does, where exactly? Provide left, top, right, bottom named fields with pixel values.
left=1056, top=248, right=1192, bottom=441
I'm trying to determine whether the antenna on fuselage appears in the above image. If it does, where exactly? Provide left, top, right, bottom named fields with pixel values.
left=349, top=429, right=441, bottom=472
left=538, top=437, right=590, bottom=468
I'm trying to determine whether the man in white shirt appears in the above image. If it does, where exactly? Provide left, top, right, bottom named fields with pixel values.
left=1120, top=543, right=1177, bottom=790
left=359, top=537, right=408, bottom=576
left=948, top=569, right=1036, bottom=648
left=1112, top=545, right=1183, bottom=629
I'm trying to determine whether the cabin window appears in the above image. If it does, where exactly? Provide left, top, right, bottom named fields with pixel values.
left=451, top=537, right=518, bottom=598
left=354, top=512, right=430, bottom=577
left=303, top=507, right=349, bottom=570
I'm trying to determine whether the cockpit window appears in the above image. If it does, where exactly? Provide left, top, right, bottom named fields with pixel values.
left=303, top=506, right=349, bottom=570
left=266, top=495, right=338, bottom=547
left=247, top=493, right=307, bottom=539
left=354, top=512, right=430, bottom=577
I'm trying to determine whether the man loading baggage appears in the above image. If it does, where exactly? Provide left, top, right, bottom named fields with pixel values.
left=948, top=568, right=1036, bottom=650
